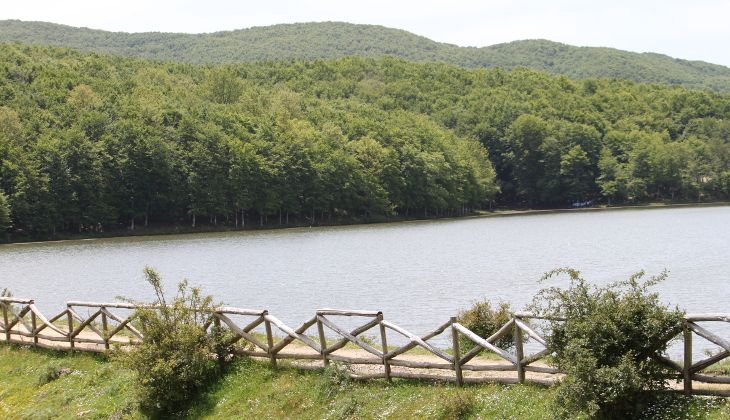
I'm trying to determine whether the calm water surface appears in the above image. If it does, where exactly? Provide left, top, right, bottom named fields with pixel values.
left=1, top=206, right=729, bottom=353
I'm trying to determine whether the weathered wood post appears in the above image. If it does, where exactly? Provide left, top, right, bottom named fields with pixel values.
left=31, top=310, right=38, bottom=346
left=514, top=315, right=525, bottom=384
left=316, top=315, right=329, bottom=367
left=67, top=306, right=75, bottom=351
left=101, top=308, right=110, bottom=350
left=378, top=313, right=391, bottom=381
left=683, top=320, right=693, bottom=396
left=2, top=302, right=10, bottom=342
left=264, top=315, right=277, bottom=368
left=450, top=316, right=463, bottom=386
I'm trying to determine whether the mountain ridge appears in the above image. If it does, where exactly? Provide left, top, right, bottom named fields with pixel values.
left=2, top=19, right=730, bottom=91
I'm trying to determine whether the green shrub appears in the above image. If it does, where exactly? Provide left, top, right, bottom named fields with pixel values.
left=316, top=361, right=352, bottom=400
left=438, top=390, right=475, bottom=419
left=117, top=267, right=232, bottom=417
left=529, top=268, right=684, bottom=418
left=37, top=363, right=72, bottom=385
left=457, top=300, right=513, bottom=351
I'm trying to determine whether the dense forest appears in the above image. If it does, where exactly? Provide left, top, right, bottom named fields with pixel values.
left=1, top=43, right=730, bottom=238
left=2, top=20, right=730, bottom=92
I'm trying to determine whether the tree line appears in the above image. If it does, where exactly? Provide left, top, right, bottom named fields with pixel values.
left=1, top=44, right=729, bottom=238
left=3, top=20, right=730, bottom=91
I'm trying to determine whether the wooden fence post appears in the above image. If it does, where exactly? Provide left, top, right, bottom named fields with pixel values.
left=683, top=321, right=693, bottom=396
left=514, top=315, right=525, bottom=384
left=31, top=310, right=38, bottom=346
left=451, top=316, right=463, bottom=386
left=2, top=303, right=10, bottom=342
left=378, top=313, right=391, bottom=381
left=316, top=316, right=329, bottom=367
left=264, top=316, right=277, bottom=368
left=67, top=307, right=75, bottom=351
left=101, top=308, right=110, bottom=350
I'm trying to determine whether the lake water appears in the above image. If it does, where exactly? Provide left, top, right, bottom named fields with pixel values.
left=1, top=205, right=729, bottom=356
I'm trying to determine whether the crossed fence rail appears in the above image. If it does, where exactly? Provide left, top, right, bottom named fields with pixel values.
left=1, top=297, right=729, bottom=395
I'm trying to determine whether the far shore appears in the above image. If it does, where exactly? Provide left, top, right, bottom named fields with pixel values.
left=3, top=201, right=729, bottom=246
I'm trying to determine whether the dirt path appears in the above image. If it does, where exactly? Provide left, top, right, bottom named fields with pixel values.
left=5, top=326, right=730, bottom=393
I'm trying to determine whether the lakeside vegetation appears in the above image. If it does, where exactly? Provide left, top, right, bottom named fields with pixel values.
left=1, top=43, right=730, bottom=240
left=0, top=338, right=728, bottom=419
left=3, top=268, right=730, bottom=417
left=0, top=345, right=556, bottom=419
left=3, top=20, right=730, bottom=92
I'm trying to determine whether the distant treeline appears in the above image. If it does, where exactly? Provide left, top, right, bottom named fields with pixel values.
left=2, top=20, right=730, bottom=92
left=0, top=44, right=729, bottom=237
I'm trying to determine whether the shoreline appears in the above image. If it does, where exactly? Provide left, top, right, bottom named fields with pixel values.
left=3, top=201, right=729, bottom=246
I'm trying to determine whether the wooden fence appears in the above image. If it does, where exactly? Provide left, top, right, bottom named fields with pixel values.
left=1, top=297, right=729, bottom=395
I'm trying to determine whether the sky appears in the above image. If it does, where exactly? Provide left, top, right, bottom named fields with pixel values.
left=2, top=0, right=730, bottom=66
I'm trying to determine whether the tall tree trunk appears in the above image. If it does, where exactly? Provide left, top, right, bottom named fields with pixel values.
left=192, top=214, right=196, bottom=228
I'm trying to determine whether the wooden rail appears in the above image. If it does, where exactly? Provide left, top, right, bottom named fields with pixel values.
left=1, top=297, right=729, bottom=394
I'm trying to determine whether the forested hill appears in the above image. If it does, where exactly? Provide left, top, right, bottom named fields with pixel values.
left=2, top=20, right=730, bottom=91
left=1, top=43, right=730, bottom=239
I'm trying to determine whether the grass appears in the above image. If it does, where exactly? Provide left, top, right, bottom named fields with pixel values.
left=0, top=345, right=136, bottom=419
left=1, top=344, right=729, bottom=419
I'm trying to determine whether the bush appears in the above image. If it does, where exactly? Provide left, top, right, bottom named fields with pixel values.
left=38, top=363, right=73, bottom=385
left=438, top=390, right=475, bottom=419
left=117, top=267, right=232, bottom=417
left=457, top=300, right=513, bottom=351
left=316, top=362, right=352, bottom=400
left=529, top=268, right=684, bottom=418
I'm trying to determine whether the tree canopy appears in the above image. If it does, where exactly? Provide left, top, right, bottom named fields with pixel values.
left=2, top=20, right=730, bottom=91
left=1, top=43, right=729, bottom=238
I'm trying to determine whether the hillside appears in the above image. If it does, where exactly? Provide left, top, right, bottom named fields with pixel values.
left=1, top=346, right=727, bottom=418
left=1, top=43, right=730, bottom=239
left=2, top=20, right=730, bottom=91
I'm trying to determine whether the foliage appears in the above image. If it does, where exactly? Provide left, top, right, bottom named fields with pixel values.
left=529, top=268, right=685, bottom=418
left=457, top=300, right=513, bottom=351
left=37, top=363, right=73, bottom=385
left=316, top=361, right=352, bottom=400
left=2, top=20, right=730, bottom=91
left=0, top=191, right=10, bottom=231
left=116, top=267, right=232, bottom=417
left=438, top=390, right=475, bottom=419
left=1, top=44, right=730, bottom=239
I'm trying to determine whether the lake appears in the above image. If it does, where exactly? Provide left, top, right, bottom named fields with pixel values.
left=1, top=205, right=729, bottom=355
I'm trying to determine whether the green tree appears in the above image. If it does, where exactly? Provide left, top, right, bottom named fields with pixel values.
left=505, top=115, right=548, bottom=205
left=0, top=191, right=11, bottom=231
left=560, top=145, right=594, bottom=202
left=205, top=68, right=242, bottom=104
left=597, top=148, right=627, bottom=205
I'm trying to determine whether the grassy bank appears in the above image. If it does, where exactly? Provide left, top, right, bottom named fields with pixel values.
left=1, top=345, right=729, bottom=419
left=4, top=201, right=729, bottom=246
